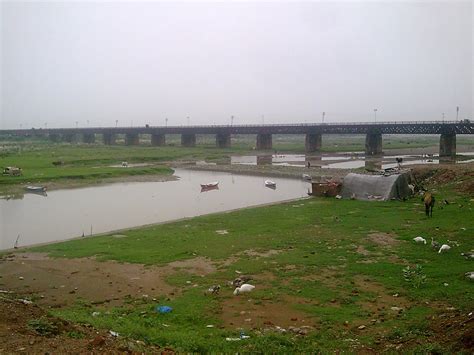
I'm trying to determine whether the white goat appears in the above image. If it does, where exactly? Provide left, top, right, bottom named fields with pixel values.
left=233, top=284, right=255, bottom=295
left=438, top=244, right=451, bottom=254
left=413, top=236, right=427, bottom=244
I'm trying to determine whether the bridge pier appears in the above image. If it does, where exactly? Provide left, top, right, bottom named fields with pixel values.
left=151, top=133, right=166, bottom=146
left=181, top=134, right=196, bottom=147
left=103, top=133, right=116, bottom=145
left=62, top=133, right=80, bottom=143
left=256, top=134, right=272, bottom=150
left=305, top=133, right=322, bottom=153
left=49, top=133, right=61, bottom=142
left=125, top=133, right=140, bottom=146
left=439, top=132, right=456, bottom=158
left=216, top=133, right=231, bottom=148
left=365, top=132, right=382, bottom=156
left=83, top=133, right=95, bottom=144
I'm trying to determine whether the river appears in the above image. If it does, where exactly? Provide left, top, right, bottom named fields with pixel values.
left=0, top=168, right=310, bottom=250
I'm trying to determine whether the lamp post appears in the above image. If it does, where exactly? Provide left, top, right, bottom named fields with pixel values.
left=231, top=115, right=234, bottom=126
left=322, top=112, right=326, bottom=124
left=187, top=116, right=190, bottom=126
left=165, top=118, right=168, bottom=127
left=456, top=106, right=459, bottom=120
left=374, top=109, right=378, bottom=123
left=115, top=120, right=118, bottom=127
left=75, top=121, right=78, bottom=128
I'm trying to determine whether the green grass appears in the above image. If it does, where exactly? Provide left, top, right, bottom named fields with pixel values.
left=30, top=177, right=474, bottom=352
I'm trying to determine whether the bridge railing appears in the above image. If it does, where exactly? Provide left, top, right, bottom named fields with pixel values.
left=148, top=120, right=464, bottom=129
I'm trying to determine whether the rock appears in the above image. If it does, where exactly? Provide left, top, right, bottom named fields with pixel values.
left=358, top=325, right=366, bottom=330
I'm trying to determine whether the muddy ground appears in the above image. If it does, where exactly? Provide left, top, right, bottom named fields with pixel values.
left=1, top=251, right=473, bottom=353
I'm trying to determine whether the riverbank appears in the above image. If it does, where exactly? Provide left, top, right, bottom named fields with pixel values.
left=1, top=165, right=473, bottom=352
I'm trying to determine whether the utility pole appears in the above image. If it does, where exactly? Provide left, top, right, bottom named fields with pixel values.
left=165, top=118, right=168, bottom=127
left=322, top=112, right=326, bottom=124
left=456, top=106, right=459, bottom=120
left=374, top=108, right=378, bottom=123
left=231, top=115, right=234, bottom=126
left=115, top=120, right=118, bottom=127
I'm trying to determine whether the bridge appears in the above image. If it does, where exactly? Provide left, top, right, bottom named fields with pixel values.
left=2, top=121, right=473, bottom=157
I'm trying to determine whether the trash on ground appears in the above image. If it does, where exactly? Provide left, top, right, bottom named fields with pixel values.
left=239, top=330, right=250, bottom=339
left=215, top=230, right=229, bottom=235
left=92, top=311, right=101, bottom=317
left=109, top=330, right=119, bottom=337
left=226, top=337, right=241, bottom=341
left=156, top=305, right=173, bottom=314
left=207, top=285, right=220, bottom=295
left=18, top=299, right=32, bottom=305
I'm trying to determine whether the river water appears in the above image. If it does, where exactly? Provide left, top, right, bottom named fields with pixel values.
left=230, top=152, right=474, bottom=169
left=0, top=169, right=309, bottom=250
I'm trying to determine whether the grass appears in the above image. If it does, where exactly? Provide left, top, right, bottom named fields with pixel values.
left=30, top=175, right=474, bottom=352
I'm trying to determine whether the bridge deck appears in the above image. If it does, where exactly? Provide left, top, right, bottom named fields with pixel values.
left=2, top=121, right=473, bottom=135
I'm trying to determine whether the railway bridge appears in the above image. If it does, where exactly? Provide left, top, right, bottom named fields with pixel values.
left=2, top=121, right=473, bottom=157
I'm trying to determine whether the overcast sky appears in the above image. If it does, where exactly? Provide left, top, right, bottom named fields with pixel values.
left=1, top=1, right=472, bottom=129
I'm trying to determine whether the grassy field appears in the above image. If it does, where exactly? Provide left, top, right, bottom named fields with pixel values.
left=29, top=170, right=474, bottom=352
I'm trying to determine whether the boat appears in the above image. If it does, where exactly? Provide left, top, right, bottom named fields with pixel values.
left=200, top=181, right=219, bottom=189
left=265, top=180, right=276, bottom=189
left=302, top=174, right=312, bottom=181
left=25, top=185, right=47, bottom=193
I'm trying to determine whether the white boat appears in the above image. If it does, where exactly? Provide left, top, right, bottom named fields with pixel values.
left=200, top=181, right=219, bottom=189
left=25, top=185, right=47, bottom=193
left=302, top=174, right=312, bottom=181
left=264, top=180, right=276, bottom=188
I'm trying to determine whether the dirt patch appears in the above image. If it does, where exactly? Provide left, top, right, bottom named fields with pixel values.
left=243, top=249, right=281, bottom=258
left=218, top=249, right=283, bottom=268
left=0, top=297, right=165, bottom=353
left=0, top=253, right=215, bottom=308
left=367, top=232, right=399, bottom=247
left=356, top=245, right=371, bottom=256
left=354, top=275, right=412, bottom=314
left=221, top=294, right=316, bottom=330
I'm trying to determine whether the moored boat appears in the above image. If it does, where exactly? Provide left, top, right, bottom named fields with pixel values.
left=200, top=181, right=219, bottom=189
left=264, top=180, right=276, bottom=189
left=302, top=174, right=312, bottom=181
left=25, top=185, right=47, bottom=193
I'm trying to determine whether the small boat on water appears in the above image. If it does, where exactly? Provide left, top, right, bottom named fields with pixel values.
left=302, top=174, right=312, bottom=181
left=265, top=180, right=276, bottom=189
left=25, top=185, right=47, bottom=193
left=200, top=181, right=219, bottom=189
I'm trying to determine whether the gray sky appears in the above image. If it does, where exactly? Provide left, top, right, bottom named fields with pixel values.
left=1, top=1, right=472, bottom=129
